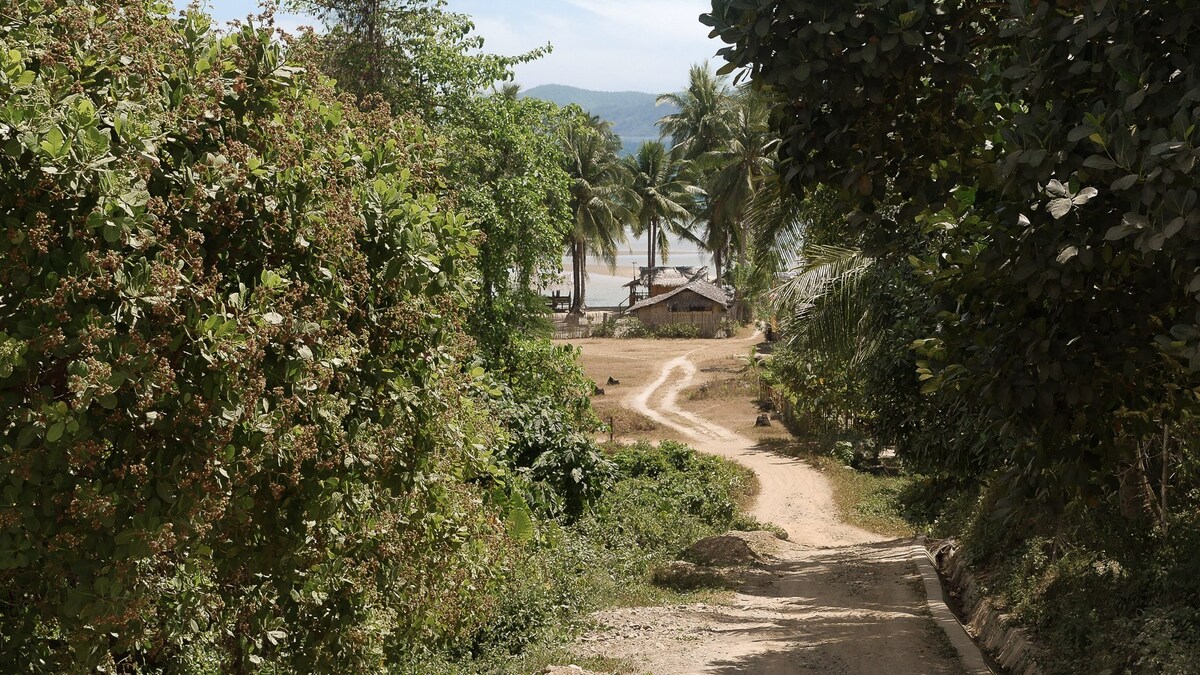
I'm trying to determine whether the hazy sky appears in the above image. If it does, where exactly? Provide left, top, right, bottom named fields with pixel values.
left=181, top=1, right=722, bottom=95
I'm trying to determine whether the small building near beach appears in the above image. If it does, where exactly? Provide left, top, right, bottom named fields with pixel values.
left=627, top=278, right=730, bottom=337
left=624, top=265, right=709, bottom=306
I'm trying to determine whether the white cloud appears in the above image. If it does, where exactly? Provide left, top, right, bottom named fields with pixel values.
left=565, top=0, right=711, bottom=41
left=189, top=0, right=722, bottom=93
left=450, top=0, right=719, bottom=93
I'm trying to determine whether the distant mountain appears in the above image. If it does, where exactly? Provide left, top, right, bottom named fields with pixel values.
left=523, top=84, right=678, bottom=155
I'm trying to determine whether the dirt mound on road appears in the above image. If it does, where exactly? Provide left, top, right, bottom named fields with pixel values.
left=651, top=560, right=741, bottom=590
left=683, top=530, right=791, bottom=566
left=684, top=534, right=761, bottom=566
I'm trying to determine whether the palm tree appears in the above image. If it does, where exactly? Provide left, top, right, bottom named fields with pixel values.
left=773, top=244, right=876, bottom=364
left=657, top=63, right=736, bottom=281
left=702, top=86, right=774, bottom=272
left=561, top=115, right=636, bottom=315
left=494, top=82, right=522, bottom=101
left=657, top=63, right=734, bottom=160
left=622, top=141, right=701, bottom=275
left=745, top=170, right=807, bottom=275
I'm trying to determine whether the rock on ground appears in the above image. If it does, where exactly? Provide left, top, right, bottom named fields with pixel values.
left=543, top=666, right=603, bottom=675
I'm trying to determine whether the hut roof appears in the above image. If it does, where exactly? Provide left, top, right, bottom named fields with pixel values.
left=627, top=279, right=730, bottom=312
left=622, top=266, right=708, bottom=288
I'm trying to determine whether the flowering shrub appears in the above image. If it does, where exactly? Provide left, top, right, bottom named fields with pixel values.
left=0, top=2, right=521, bottom=670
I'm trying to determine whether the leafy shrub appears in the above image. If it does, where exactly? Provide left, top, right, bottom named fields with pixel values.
left=488, top=440, right=765, bottom=642
left=763, top=344, right=874, bottom=435
left=826, top=435, right=881, bottom=470
left=611, top=316, right=651, bottom=338
left=411, top=440, right=763, bottom=672
left=651, top=323, right=701, bottom=339
left=578, top=441, right=756, bottom=561
left=591, top=318, right=705, bottom=340
left=896, top=474, right=976, bottom=537
left=948, top=480, right=1200, bottom=675
left=831, top=440, right=856, bottom=466
left=486, top=339, right=612, bottom=519
left=588, top=315, right=618, bottom=337
left=0, top=3, right=523, bottom=669
left=717, top=318, right=739, bottom=338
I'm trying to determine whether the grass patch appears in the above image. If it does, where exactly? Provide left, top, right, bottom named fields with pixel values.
left=685, top=373, right=758, bottom=402
left=760, top=438, right=918, bottom=538
left=422, top=440, right=763, bottom=672
left=817, top=456, right=917, bottom=538
left=591, top=401, right=661, bottom=435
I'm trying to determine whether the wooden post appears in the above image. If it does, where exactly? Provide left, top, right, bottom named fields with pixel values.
left=609, top=416, right=614, bottom=444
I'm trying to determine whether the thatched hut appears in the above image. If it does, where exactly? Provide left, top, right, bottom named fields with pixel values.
left=624, top=266, right=709, bottom=306
left=627, top=279, right=730, bottom=338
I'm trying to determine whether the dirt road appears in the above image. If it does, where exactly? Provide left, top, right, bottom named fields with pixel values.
left=564, top=332, right=967, bottom=674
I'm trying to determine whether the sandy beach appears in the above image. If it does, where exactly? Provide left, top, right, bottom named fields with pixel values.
left=547, top=244, right=715, bottom=306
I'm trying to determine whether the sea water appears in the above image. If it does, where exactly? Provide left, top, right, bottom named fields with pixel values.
left=551, top=232, right=714, bottom=308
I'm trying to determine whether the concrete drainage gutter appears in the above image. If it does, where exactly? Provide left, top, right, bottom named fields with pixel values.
left=913, top=536, right=1046, bottom=675
left=912, top=538, right=995, bottom=674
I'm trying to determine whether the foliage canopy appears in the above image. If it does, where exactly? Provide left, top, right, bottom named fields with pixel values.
left=706, top=0, right=1200, bottom=485
left=0, top=0, right=600, bottom=670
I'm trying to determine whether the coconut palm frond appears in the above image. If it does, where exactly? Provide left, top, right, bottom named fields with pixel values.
left=746, top=173, right=806, bottom=272
left=561, top=117, right=636, bottom=309
left=774, top=245, right=876, bottom=364
left=656, top=63, right=734, bottom=160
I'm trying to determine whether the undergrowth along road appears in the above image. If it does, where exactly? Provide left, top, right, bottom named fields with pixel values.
left=566, top=332, right=971, bottom=674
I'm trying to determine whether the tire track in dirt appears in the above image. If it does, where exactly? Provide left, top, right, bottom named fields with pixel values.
left=628, top=348, right=877, bottom=546
left=572, top=338, right=972, bottom=674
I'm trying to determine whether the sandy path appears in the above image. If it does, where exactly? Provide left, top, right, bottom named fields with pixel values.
left=630, top=350, right=878, bottom=547
left=569, top=335, right=966, bottom=674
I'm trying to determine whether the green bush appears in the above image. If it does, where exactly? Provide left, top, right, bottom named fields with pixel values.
left=485, top=339, right=612, bottom=519
left=594, top=318, right=704, bottom=340
left=830, top=440, right=856, bottom=466
left=588, top=315, right=618, bottom=337
left=945, top=481, right=1200, bottom=675
left=0, top=2, right=524, bottom=669
left=612, top=316, right=650, bottom=338
left=651, top=323, right=701, bottom=339
left=411, top=440, right=764, bottom=672
left=574, top=441, right=758, bottom=571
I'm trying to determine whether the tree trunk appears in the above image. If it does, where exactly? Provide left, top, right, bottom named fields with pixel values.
left=647, top=218, right=655, bottom=269
left=1161, top=423, right=1169, bottom=534
left=648, top=217, right=659, bottom=294
left=1118, top=460, right=1147, bottom=521
left=737, top=217, right=748, bottom=271
left=573, top=237, right=588, bottom=314
left=363, top=0, right=383, bottom=95
left=713, top=230, right=723, bottom=283
left=578, top=239, right=587, bottom=313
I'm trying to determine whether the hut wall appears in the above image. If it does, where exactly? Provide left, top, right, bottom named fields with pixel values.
left=630, top=291, right=726, bottom=338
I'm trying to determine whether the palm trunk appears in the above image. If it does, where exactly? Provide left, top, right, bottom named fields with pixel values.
left=647, top=219, right=655, bottom=269
left=737, top=217, right=748, bottom=270
left=648, top=218, right=659, bottom=295
left=706, top=216, right=724, bottom=281
left=577, top=239, right=588, bottom=313
left=713, top=239, right=723, bottom=282
left=735, top=216, right=749, bottom=321
left=570, top=238, right=583, bottom=315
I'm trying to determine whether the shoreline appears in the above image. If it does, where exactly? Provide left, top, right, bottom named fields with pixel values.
left=547, top=250, right=715, bottom=306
